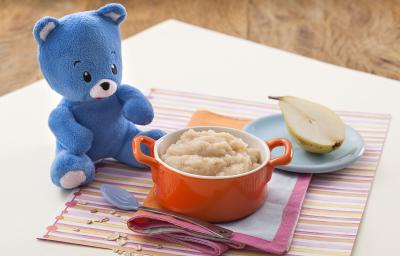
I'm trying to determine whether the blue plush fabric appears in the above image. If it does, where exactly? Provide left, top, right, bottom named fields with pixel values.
left=33, top=3, right=165, bottom=189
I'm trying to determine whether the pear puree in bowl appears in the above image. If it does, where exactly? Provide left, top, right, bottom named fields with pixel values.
left=161, top=129, right=261, bottom=176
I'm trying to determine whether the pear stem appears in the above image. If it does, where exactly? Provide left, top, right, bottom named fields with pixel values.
left=268, top=96, right=281, bottom=101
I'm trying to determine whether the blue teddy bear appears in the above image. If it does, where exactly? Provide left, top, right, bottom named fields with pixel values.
left=33, top=3, right=165, bottom=189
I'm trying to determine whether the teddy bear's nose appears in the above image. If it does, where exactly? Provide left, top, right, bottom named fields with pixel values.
left=100, top=82, right=110, bottom=91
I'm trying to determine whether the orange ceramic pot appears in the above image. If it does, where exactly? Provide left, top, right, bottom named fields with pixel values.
left=132, top=126, right=292, bottom=223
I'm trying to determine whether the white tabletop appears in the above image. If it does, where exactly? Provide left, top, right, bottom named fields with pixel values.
left=1, top=20, right=399, bottom=255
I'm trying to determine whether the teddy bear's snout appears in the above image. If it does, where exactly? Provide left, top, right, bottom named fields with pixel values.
left=89, top=79, right=117, bottom=99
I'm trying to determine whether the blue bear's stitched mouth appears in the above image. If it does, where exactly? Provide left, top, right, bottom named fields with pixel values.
left=90, top=79, right=117, bottom=99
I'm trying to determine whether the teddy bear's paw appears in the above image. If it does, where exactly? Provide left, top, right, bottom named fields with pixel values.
left=60, top=170, right=86, bottom=189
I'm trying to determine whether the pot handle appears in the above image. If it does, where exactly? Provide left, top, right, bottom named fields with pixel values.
left=132, top=135, right=158, bottom=169
left=266, top=138, right=293, bottom=168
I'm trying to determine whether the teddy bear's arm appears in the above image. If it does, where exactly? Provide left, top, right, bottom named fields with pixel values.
left=116, top=85, right=154, bottom=125
left=48, top=106, right=94, bottom=155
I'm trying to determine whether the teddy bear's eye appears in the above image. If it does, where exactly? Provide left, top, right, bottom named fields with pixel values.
left=83, top=71, right=92, bottom=83
left=111, top=64, right=117, bottom=75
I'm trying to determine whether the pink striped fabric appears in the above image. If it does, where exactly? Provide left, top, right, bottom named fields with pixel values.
left=145, top=89, right=391, bottom=256
left=39, top=88, right=391, bottom=256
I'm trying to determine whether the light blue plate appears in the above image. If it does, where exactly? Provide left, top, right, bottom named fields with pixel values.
left=243, top=114, right=365, bottom=173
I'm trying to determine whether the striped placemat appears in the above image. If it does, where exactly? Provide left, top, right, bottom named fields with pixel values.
left=40, top=88, right=391, bottom=256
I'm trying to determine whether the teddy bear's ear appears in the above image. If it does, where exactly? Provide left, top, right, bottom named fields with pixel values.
left=33, top=17, right=59, bottom=45
left=96, top=3, right=126, bottom=25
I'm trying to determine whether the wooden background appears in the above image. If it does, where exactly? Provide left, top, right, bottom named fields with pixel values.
left=1, top=0, right=399, bottom=96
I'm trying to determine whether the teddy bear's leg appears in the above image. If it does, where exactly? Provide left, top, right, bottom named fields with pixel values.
left=115, top=129, right=166, bottom=168
left=51, top=150, right=95, bottom=189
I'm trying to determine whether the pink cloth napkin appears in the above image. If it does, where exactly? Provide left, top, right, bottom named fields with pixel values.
left=127, top=173, right=311, bottom=255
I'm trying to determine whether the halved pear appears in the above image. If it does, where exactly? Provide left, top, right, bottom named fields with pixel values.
left=269, top=96, right=345, bottom=154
